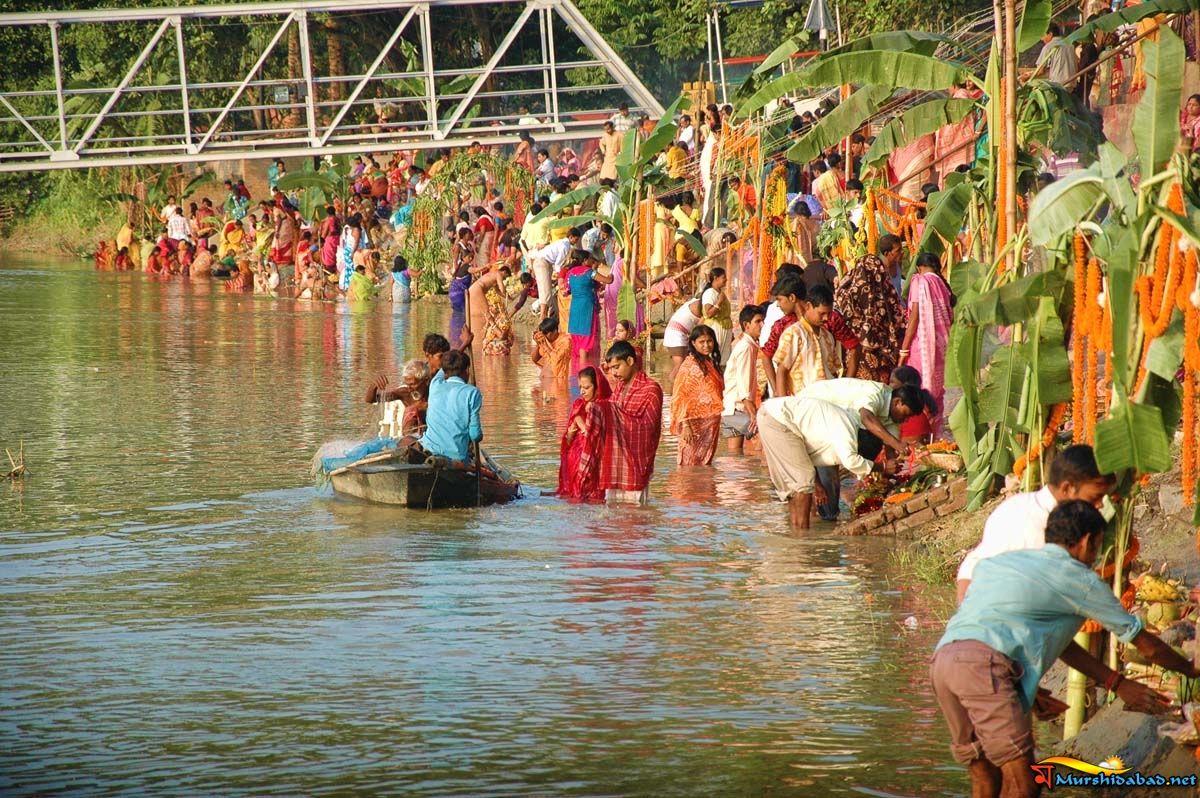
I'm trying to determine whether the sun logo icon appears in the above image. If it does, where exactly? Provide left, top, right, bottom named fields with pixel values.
left=1097, top=756, right=1127, bottom=772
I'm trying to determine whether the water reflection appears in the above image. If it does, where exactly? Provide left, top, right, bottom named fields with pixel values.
left=0, top=257, right=967, bottom=797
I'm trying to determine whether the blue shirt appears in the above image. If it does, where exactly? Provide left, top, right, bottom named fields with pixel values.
left=936, top=545, right=1143, bottom=711
left=419, top=371, right=482, bottom=462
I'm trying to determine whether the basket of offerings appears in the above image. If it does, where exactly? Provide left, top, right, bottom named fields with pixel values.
left=916, top=442, right=964, bottom=473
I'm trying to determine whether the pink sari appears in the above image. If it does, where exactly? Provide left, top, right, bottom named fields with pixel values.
left=907, top=271, right=953, bottom=434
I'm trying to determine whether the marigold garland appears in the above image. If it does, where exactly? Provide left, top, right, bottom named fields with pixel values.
left=1072, top=235, right=1088, bottom=444
left=1013, top=403, right=1069, bottom=478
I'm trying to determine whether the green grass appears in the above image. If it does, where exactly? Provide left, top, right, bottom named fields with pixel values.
left=2, top=171, right=125, bottom=257
left=887, top=510, right=988, bottom=587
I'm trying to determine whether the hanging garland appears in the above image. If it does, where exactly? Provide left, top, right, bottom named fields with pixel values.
left=1013, top=403, right=1069, bottom=478
left=1180, top=244, right=1200, bottom=507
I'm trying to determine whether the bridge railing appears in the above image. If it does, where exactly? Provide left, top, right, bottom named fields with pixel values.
left=0, top=0, right=664, bottom=172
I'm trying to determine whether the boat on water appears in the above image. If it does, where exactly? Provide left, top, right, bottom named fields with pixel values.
left=325, top=446, right=521, bottom=509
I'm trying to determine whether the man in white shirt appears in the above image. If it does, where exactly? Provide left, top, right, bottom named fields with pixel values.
left=955, top=444, right=1113, bottom=603
left=1037, top=23, right=1079, bottom=89
left=598, top=179, right=620, bottom=221
left=519, top=202, right=550, bottom=253
left=517, top=105, right=541, bottom=127
left=797, top=377, right=921, bottom=456
left=721, top=304, right=766, bottom=452
left=676, top=114, right=696, bottom=153
left=159, top=195, right=178, bottom=224
left=166, top=207, right=191, bottom=242
left=757, top=396, right=896, bottom=529
left=526, top=227, right=581, bottom=320
left=610, top=102, right=635, bottom=133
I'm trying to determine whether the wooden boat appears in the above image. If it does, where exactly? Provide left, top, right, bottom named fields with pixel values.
left=327, top=447, right=521, bottom=509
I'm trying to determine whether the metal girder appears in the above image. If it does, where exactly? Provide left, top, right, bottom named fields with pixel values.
left=0, top=0, right=666, bottom=173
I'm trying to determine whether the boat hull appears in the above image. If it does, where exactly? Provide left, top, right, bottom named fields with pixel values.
left=330, top=461, right=519, bottom=508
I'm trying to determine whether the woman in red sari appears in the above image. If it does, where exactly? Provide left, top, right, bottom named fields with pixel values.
left=556, top=366, right=612, bottom=502
left=669, top=324, right=725, bottom=466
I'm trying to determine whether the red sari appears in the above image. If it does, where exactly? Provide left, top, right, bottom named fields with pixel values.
left=555, top=374, right=613, bottom=501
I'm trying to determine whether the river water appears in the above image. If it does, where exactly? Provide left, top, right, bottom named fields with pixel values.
left=0, top=257, right=972, bottom=796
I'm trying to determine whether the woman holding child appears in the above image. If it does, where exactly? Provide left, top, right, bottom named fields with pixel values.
left=669, top=324, right=725, bottom=466
left=555, top=366, right=612, bottom=502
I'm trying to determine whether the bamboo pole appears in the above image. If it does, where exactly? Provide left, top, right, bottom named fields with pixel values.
left=1064, top=630, right=1091, bottom=739
left=1002, top=0, right=1017, bottom=278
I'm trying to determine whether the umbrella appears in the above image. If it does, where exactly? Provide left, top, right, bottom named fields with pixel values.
left=804, top=0, right=834, bottom=48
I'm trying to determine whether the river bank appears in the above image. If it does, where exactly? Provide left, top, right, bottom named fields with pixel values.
left=887, top=461, right=1200, bottom=795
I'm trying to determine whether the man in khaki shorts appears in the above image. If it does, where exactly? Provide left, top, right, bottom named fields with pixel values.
left=931, top=500, right=1199, bottom=797
left=755, top=395, right=895, bottom=529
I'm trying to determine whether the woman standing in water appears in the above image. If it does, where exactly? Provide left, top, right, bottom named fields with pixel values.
left=563, top=249, right=613, bottom=369
left=555, top=366, right=612, bottom=502
left=700, top=267, right=733, bottom=363
left=448, top=227, right=475, bottom=313
left=669, top=325, right=725, bottom=466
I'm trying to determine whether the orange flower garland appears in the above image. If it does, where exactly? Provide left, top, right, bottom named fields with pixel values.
left=1072, top=234, right=1088, bottom=444
left=1182, top=249, right=1199, bottom=506
left=1013, top=403, right=1069, bottom=478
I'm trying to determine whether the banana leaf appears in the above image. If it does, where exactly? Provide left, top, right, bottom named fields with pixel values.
left=1028, top=169, right=1106, bottom=246
left=1015, top=0, right=1053, bottom=53
left=1064, top=0, right=1199, bottom=45
left=915, top=182, right=973, bottom=258
left=1144, top=311, right=1185, bottom=381
left=948, top=258, right=990, bottom=298
left=181, top=170, right=214, bottom=199
left=822, top=30, right=960, bottom=58
left=754, top=37, right=804, bottom=76
left=1024, top=304, right=1073, bottom=406
left=1133, top=27, right=1184, bottom=175
left=864, top=99, right=977, bottom=166
left=738, top=49, right=969, bottom=119
left=1103, top=226, right=1138, bottom=393
left=1093, top=400, right=1173, bottom=475
left=786, top=85, right=893, bottom=164
left=803, top=50, right=970, bottom=93
left=977, top=344, right=1030, bottom=426
left=944, top=320, right=983, bottom=389
left=736, top=72, right=811, bottom=121
left=295, top=187, right=327, bottom=226
left=1138, top=373, right=1183, bottom=439
left=956, top=271, right=1067, bottom=327
left=277, top=170, right=339, bottom=196
left=526, top=185, right=602, bottom=224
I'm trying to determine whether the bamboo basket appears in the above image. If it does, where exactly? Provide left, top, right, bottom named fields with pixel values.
left=919, top=451, right=965, bottom=473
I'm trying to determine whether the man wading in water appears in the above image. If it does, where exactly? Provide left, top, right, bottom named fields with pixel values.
left=598, top=341, right=662, bottom=504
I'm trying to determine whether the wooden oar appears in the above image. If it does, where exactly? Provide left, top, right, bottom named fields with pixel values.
left=327, top=448, right=402, bottom=477
left=463, top=277, right=482, bottom=507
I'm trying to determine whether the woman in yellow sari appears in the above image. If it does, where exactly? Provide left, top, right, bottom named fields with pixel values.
left=218, top=221, right=245, bottom=259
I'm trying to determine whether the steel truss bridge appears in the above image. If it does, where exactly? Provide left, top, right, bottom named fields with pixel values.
left=0, top=0, right=664, bottom=173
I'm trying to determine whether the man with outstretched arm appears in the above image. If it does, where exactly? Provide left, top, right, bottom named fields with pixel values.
left=931, top=500, right=1199, bottom=798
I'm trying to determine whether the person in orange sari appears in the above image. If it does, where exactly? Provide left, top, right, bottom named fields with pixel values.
left=532, top=316, right=572, bottom=396
left=555, top=366, right=612, bottom=502
left=670, top=325, right=725, bottom=466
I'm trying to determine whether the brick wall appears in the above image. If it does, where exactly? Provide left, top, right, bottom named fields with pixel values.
left=838, top=478, right=968, bottom=537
